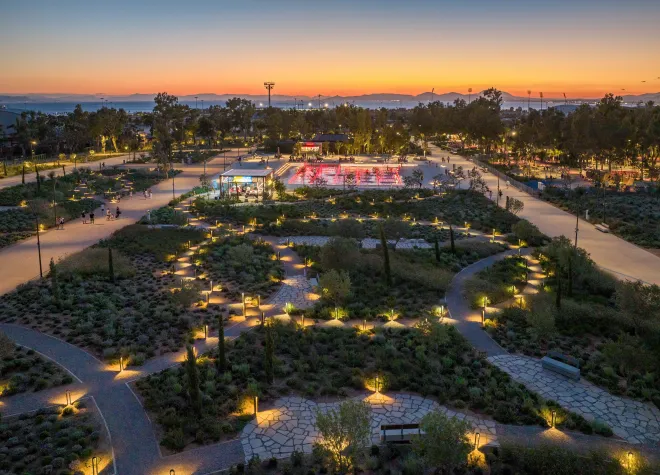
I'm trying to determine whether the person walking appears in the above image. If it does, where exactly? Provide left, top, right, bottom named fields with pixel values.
left=106, top=209, right=111, bottom=221
left=90, top=212, right=95, bottom=224
left=100, top=203, right=105, bottom=216
left=58, top=217, right=65, bottom=230
left=115, top=206, right=121, bottom=219
left=81, top=211, right=87, bottom=224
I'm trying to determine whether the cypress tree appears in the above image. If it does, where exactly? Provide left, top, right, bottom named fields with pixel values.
left=379, top=224, right=392, bottom=287
left=217, top=316, right=226, bottom=371
left=35, top=165, right=41, bottom=193
left=2, top=161, right=6, bottom=176
left=185, top=345, right=202, bottom=415
left=555, top=264, right=562, bottom=309
left=434, top=236, right=441, bottom=262
left=505, top=195, right=510, bottom=211
left=264, top=322, right=275, bottom=384
left=21, top=164, right=25, bottom=184
left=449, top=225, right=456, bottom=254
left=49, top=258, right=60, bottom=306
left=108, top=248, right=115, bottom=283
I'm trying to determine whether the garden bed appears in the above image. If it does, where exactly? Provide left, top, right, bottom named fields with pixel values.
left=542, top=186, right=660, bottom=249
left=0, top=334, right=73, bottom=396
left=0, top=225, right=210, bottom=365
left=195, top=235, right=284, bottom=301
left=294, top=240, right=507, bottom=320
left=0, top=401, right=110, bottom=474
left=136, top=321, right=594, bottom=453
left=463, top=255, right=528, bottom=309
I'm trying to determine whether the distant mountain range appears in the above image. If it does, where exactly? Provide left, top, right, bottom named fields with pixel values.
left=2, top=91, right=659, bottom=104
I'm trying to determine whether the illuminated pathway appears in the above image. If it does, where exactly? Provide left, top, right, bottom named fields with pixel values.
left=425, top=144, right=660, bottom=285
left=447, top=251, right=660, bottom=446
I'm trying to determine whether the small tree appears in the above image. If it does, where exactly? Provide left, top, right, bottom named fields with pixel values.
left=320, top=237, right=360, bottom=271
left=434, top=236, right=441, bottom=262
left=21, top=163, right=25, bottom=184
left=509, top=197, right=525, bottom=215
left=379, top=224, right=392, bottom=286
left=217, top=315, right=226, bottom=371
left=314, top=400, right=371, bottom=473
left=49, top=258, right=60, bottom=306
left=526, top=297, right=556, bottom=341
left=108, top=248, right=115, bottom=283
left=185, top=345, right=202, bottom=415
left=413, top=410, right=472, bottom=474
left=616, top=280, right=660, bottom=335
left=319, top=269, right=351, bottom=307
left=383, top=218, right=408, bottom=251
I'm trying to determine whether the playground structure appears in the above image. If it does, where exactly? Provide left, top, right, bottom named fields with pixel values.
left=287, top=163, right=403, bottom=188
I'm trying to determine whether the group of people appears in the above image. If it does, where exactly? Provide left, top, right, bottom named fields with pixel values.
left=80, top=204, right=121, bottom=224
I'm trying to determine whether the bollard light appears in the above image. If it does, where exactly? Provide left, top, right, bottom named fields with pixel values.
left=210, top=280, right=213, bottom=292
left=254, top=396, right=259, bottom=416
left=92, top=456, right=99, bottom=475
left=335, top=307, right=339, bottom=320
left=551, top=410, right=556, bottom=428
left=628, top=451, right=633, bottom=470
left=204, top=324, right=208, bottom=339
left=481, top=309, right=485, bottom=327
left=261, top=311, right=265, bottom=325
left=65, top=390, right=72, bottom=406
left=301, top=314, right=305, bottom=328
left=375, top=375, right=380, bottom=393
left=474, top=431, right=480, bottom=449
left=170, top=470, right=175, bottom=475
left=119, top=356, right=124, bottom=372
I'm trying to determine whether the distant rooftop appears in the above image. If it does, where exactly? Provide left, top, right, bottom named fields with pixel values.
left=220, top=168, right=273, bottom=177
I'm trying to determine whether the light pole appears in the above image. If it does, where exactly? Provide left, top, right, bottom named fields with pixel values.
left=540, top=92, right=544, bottom=112
left=195, top=96, right=198, bottom=109
left=264, top=82, right=275, bottom=108
left=468, top=87, right=473, bottom=104
left=527, top=90, right=531, bottom=111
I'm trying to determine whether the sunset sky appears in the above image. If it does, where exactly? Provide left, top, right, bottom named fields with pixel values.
left=1, top=0, right=659, bottom=98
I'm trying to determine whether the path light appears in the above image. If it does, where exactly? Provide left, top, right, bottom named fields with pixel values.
left=481, top=309, right=485, bottom=327
left=474, top=431, right=481, bottom=449
left=335, top=307, right=339, bottom=320
left=254, top=396, right=259, bottom=416
left=65, top=390, right=72, bottom=406
left=119, top=356, right=124, bottom=372
left=210, top=280, right=213, bottom=293
left=375, top=375, right=380, bottom=393
left=628, top=451, right=633, bottom=470
left=301, top=314, right=305, bottom=328
left=482, top=297, right=488, bottom=310
left=551, top=410, right=556, bottom=428
left=170, top=470, right=175, bottom=475
left=204, top=324, right=208, bottom=339
left=363, top=319, right=367, bottom=331
left=92, top=457, right=99, bottom=475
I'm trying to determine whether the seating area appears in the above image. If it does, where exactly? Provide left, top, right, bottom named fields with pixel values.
left=541, top=351, right=581, bottom=381
left=380, top=423, right=423, bottom=444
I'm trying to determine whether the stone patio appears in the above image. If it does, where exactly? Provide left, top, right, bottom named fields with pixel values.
left=266, top=275, right=317, bottom=310
left=488, top=354, right=660, bottom=445
left=240, top=393, right=497, bottom=461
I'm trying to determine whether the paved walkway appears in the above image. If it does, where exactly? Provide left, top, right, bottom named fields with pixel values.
left=448, top=251, right=660, bottom=447
left=241, top=393, right=496, bottom=461
left=0, top=153, right=136, bottom=189
left=0, top=150, right=239, bottom=296
left=425, top=145, right=660, bottom=285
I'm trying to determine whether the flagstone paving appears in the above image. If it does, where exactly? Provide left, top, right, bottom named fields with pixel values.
left=241, top=393, right=496, bottom=461
left=266, top=275, right=317, bottom=310
left=488, top=354, right=660, bottom=445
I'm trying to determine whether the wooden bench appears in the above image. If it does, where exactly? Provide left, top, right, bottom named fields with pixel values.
left=380, top=424, right=423, bottom=444
left=541, top=351, right=580, bottom=380
left=595, top=223, right=610, bottom=233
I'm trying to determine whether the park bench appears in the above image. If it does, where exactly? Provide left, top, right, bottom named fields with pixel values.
left=595, top=223, right=610, bottom=233
left=380, top=423, right=423, bottom=444
left=541, top=351, right=580, bottom=380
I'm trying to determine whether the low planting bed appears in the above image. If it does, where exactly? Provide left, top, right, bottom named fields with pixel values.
left=464, top=255, right=528, bottom=308
left=0, top=225, right=211, bottom=365
left=0, top=401, right=109, bottom=474
left=0, top=333, right=73, bottom=397
left=542, top=186, right=660, bottom=249
left=194, top=189, right=520, bottom=235
left=195, top=235, right=284, bottom=301
left=136, top=321, right=594, bottom=453
left=295, top=239, right=506, bottom=320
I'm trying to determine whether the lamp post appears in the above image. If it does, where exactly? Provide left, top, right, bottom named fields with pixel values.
left=92, top=457, right=99, bottom=475
left=551, top=410, right=556, bottom=428
left=253, top=396, right=259, bottom=416
left=474, top=431, right=480, bottom=449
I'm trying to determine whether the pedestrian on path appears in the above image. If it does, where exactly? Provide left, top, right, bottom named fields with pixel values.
left=129, top=190, right=133, bottom=199
left=106, top=209, right=112, bottom=221
left=81, top=211, right=87, bottom=224
left=115, top=207, right=121, bottom=219
left=58, top=217, right=65, bottom=230
left=101, top=203, right=105, bottom=216
left=90, top=212, right=95, bottom=224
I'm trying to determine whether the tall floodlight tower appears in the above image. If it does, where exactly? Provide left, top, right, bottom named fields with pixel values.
left=264, top=82, right=275, bottom=108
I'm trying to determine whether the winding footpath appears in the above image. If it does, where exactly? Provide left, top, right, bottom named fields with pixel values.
left=446, top=251, right=660, bottom=447
left=3, top=221, right=660, bottom=472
